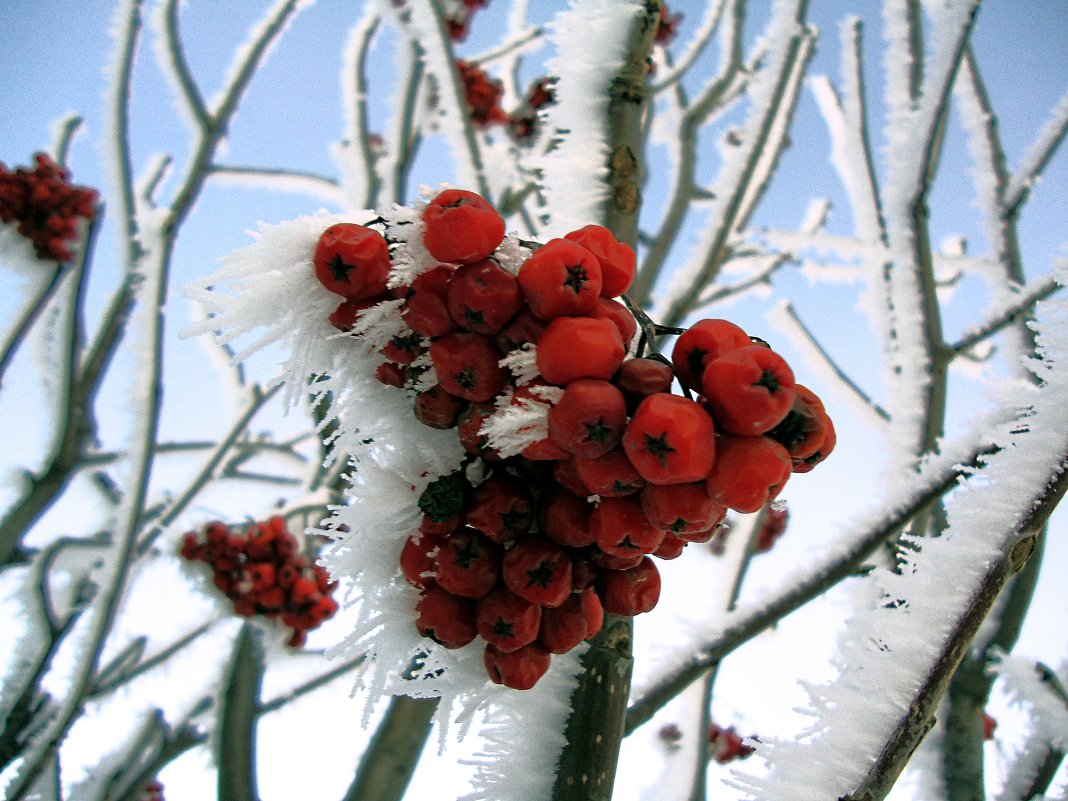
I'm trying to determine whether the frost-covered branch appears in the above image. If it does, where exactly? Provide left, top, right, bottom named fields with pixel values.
left=217, top=624, right=263, bottom=801
left=206, top=165, right=344, bottom=203
left=947, top=276, right=1061, bottom=358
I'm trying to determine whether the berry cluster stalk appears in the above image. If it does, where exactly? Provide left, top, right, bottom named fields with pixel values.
left=551, top=4, right=661, bottom=800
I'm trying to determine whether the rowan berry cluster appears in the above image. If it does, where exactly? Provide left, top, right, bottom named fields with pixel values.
left=0, top=153, right=97, bottom=262
left=655, top=3, right=683, bottom=44
left=708, top=723, right=755, bottom=764
left=179, top=517, right=338, bottom=648
left=453, top=60, right=556, bottom=141
left=137, top=780, right=165, bottom=801
left=311, top=187, right=833, bottom=688
left=443, top=0, right=490, bottom=41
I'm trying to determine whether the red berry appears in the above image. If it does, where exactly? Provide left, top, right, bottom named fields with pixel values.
left=766, top=384, right=828, bottom=459
left=413, top=384, right=469, bottom=429
left=539, top=490, right=596, bottom=548
left=639, top=482, right=726, bottom=537
left=402, top=264, right=459, bottom=337
left=290, top=576, right=320, bottom=605
left=705, top=435, right=791, bottom=513
left=400, top=529, right=448, bottom=589
left=433, top=529, right=502, bottom=599
left=415, top=585, right=478, bottom=648
left=457, top=402, right=501, bottom=460
left=547, top=378, right=627, bottom=459
left=701, top=345, right=796, bottom=435
left=447, top=259, right=523, bottom=334
left=502, top=536, right=573, bottom=607
left=573, top=447, right=646, bottom=497
left=590, top=496, right=666, bottom=557
left=623, top=393, right=716, bottom=484
left=314, top=223, right=391, bottom=298
left=495, top=306, right=548, bottom=352
left=381, top=331, right=426, bottom=365
left=652, top=533, right=687, bottom=559
left=589, top=297, right=637, bottom=349
left=518, top=238, right=603, bottom=320
left=430, top=332, right=508, bottom=402
left=599, top=556, right=661, bottom=616
left=539, top=593, right=590, bottom=653
left=562, top=225, right=636, bottom=297
left=483, top=641, right=552, bottom=689
left=579, top=586, right=604, bottom=638
left=792, top=412, right=836, bottom=473
left=671, top=319, right=751, bottom=392
left=465, top=474, right=534, bottom=544
left=329, top=293, right=390, bottom=331
left=422, top=189, right=505, bottom=263
left=247, top=562, right=276, bottom=592
left=552, top=458, right=592, bottom=498
left=536, top=316, right=625, bottom=386
left=477, top=586, right=542, bottom=652
left=616, top=357, right=674, bottom=398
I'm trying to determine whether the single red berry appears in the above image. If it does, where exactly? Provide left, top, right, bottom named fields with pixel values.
left=701, top=345, right=796, bottom=435
left=589, top=548, right=645, bottom=571
left=539, top=490, right=596, bottom=548
left=518, top=238, right=603, bottom=320
left=447, top=258, right=523, bottom=334
left=457, top=402, right=501, bottom=460
left=477, top=586, right=542, bottom=652
left=402, top=264, right=459, bottom=337
left=290, top=576, right=320, bottom=605
left=413, top=384, right=469, bottom=429
left=255, top=585, right=286, bottom=610
left=415, top=585, right=478, bottom=649
left=547, top=378, right=627, bottom=459
left=314, top=223, right=391, bottom=298
left=570, top=556, right=601, bottom=592
left=246, top=562, right=276, bottom=592
left=433, top=529, right=502, bottom=599
left=552, top=458, right=592, bottom=498
left=705, top=434, right=792, bottom=513
left=562, top=225, right=636, bottom=297
left=381, top=331, right=426, bottom=365
left=792, top=412, right=836, bottom=473
left=399, top=529, right=448, bottom=589
left=422, top=189, right=505, bottom=263
left=652, top=533, right=687, bottom=560
left=766, top=384, right=828, bottom=459
left=495, top=306, right=549, bottom=352
left=623, top=393, right=717, bottom=484
left=521, top=436, right=571, bottom=461
left=573, top=447, right=646, bottom=497
left=615, top=357, right=674, bottom=401
left=536, top=316, right=625, bottom=386
left=589, top=297, right=637, bottom=349
left=307, top=594, right=339, bottom=625
left=466, top=474, right=534, bottom=544
left=483, top=641, right=552, bottom=690
left=375, top=361, right=408, bottom=388
left=599, top=556, right=661, bottom=616
left=590, top=496, right=667, bottom=557
left=579, top=586, right=604, bottom=638
left=430, top=332, right=508, bottom=402
left=640, top=482, right=726, bottom=537
left=539, top=593, right=590, bottom=653
left=329, top=293, right=390, bottom=332
left=502, top=536, right=573, bottom=607
left=671, top=318, right=751, bottom=392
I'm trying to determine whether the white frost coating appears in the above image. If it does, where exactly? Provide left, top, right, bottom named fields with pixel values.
left=480, top=383, right=563, bottom=459
left=459, top=647, right=586, bottom=801
left=150, top=0, right=202, bottom=132
left=991, top=655, right=1068, bottom=751
left=654, top=0, right=805, bottom=321
left=184, top=203, right=589, bottom=800
left=648, top=0, right=729, bottom=91
left=535, top=0, right=642, bottom=237
left=334, top=7, right=381, bottom=207
left=499, top=343, right=539, bottom=386
left=1004, top=87, right=1068, bottom=207
left=730, top=266, right=1068, bottom=801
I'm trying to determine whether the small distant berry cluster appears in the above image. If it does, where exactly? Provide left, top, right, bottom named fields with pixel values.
left=179, top=517, right=338, bottom=647
left=443, top=0, right=490, bottom=41
left=455, top=60, right=556, bottom=141
left=310, top=188, right=833, bottom=688
left=0, top=153, right=97, bottom=262
left=657, top=722, right=756, bottom=763
left=137, top=780, right=165, bottom=801
left=655, top=3, right=683, bottom=44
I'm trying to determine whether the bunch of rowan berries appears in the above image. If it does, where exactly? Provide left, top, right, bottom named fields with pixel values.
left=179, top=516, right=338, bottom=648
left=708, top=723, right=756, bottom=764
left=452, top=60, right=556, bottom=141
left=310, top=187, right=833, bottom=688
left=443, top=0, right=490, bottom=41
left=137, top=780, right=165, bottom=801
left=0, top=153, right=97, bottom=262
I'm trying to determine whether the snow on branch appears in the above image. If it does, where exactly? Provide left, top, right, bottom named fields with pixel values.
left=1004, top=87, right=1068, bottom=215
left=535, top=0, right=644, bottom=237
left=731, top=265, right=1068, bottom=801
